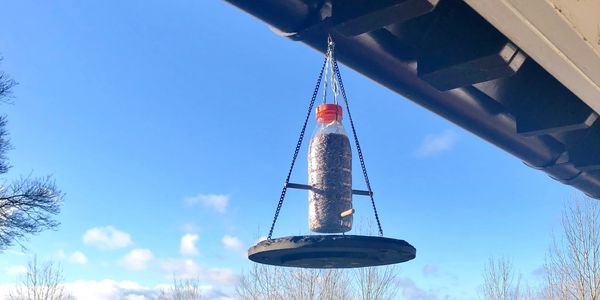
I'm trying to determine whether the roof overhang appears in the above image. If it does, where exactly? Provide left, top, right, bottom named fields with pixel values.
left=224, top=0, right=600, bottom=198
left=465, top=0, right=600, bottom=115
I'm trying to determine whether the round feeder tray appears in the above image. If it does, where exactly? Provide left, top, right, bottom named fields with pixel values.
left=248, top=235, right=416, bottom=268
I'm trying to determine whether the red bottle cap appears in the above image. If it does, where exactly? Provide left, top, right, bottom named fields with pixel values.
left=316, top=104, right=343, bottom=123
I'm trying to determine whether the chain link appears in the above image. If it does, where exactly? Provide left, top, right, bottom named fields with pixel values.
left=267, top=57, right=328, bottom=240
left=334, top=58, right=384, bottom=237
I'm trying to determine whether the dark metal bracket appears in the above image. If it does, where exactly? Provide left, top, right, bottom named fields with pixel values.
left=474, top=59, right=598, bottom=136
left=286, top=182, right=373, bottom=196
left=415, top=0, right=527, bottom=91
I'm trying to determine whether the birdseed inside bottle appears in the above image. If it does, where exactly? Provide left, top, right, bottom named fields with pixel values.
left=308, top=132, right=352, bottom=233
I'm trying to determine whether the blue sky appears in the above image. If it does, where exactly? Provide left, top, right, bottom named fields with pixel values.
left=0, top=1, right=576, bottom=299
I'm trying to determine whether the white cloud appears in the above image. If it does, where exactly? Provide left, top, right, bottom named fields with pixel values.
left=0, top=284, right=11, bottom=299
left=121, top=249, right=154, bottom=271
left=414, top=130, right=457, bottom=158
left=205, top=268, right=238, bottom=285
left=65, top=279, right=155, bottom=300
left=70, top=251, right=89, bottom=265
left=4, top=250, right=29, bottom=257
left=67, top=279, right=232, bottom=300
left=0, top=280, right=233, bottom=300
left=181, top=222, right=201, bottom=233
left=185, top=194, right=229, bottom=213
left=255, top=236, right=267, bottom=244
left=5, top=265, right=27, bottom=276
left=58, top=250, right=88, bottom=265
left=159, top=258, right=238, bottom=285
left=161, top=284, right=232, bottom=300
left=397, top=277, right=440, bottom=300
left=159, top=258, right=201, bottom=279
left=83, top=226, right=132, bottom=250
left=180, top=234, right=200, bottom=257
left=221, top=235, right=244, bottom=253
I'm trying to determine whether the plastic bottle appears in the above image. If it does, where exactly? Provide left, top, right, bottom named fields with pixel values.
left=308, top=103, right=352, bottom=233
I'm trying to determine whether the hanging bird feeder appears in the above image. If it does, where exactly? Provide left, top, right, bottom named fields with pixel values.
left=248, top=36, right=416, bottom=269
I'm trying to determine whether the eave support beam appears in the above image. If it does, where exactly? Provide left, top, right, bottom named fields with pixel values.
left=332, top=0, right=438, bottom=37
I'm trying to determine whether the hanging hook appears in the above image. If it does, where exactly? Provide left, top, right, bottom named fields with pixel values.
left=327, top=34, right=335, bottom=53
left=322, top=37, right=331, bottom=104
left=328, top=35, right=341, bottom=124
left=323, top=35, right=340, bottom=109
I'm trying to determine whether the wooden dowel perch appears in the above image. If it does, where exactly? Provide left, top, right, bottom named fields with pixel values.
left=340, top=208, right=355, bottom=218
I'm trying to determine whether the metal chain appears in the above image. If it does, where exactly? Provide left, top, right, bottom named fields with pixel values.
left=266, top=37, right=384, bottom=238
left=333, top=57, right=384, bottom=237
left=322, top=49, right=330, bottom=104
left=267, top=56, right=328, bottom=240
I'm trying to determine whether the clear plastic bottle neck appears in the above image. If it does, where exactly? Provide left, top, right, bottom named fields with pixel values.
left=315, top=119, right=348, bottom=135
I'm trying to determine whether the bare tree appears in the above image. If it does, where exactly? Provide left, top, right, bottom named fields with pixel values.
left=0, top=58, right=63, bottom=250
left=0, top=57, right=16, bottom=103
left=355, top=265, right=400, bottom=300
left=235, top=263, right=356, bottom=300
left=158, top=277, right=206, bottom=300
left=8, top=256, right=74, bottom=300
left=236, top=263, right=288, bottom=300
left=481, top=256, right=522, bottom=300
left=543, top=195, right=600, bottom=300
left=540, top=266, right=570, bottom=300
left=0, top=176, right=63, bottom=249
left=236, top=263, right=402, bottom=300
left=305, top=268, right=351, bottom=300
